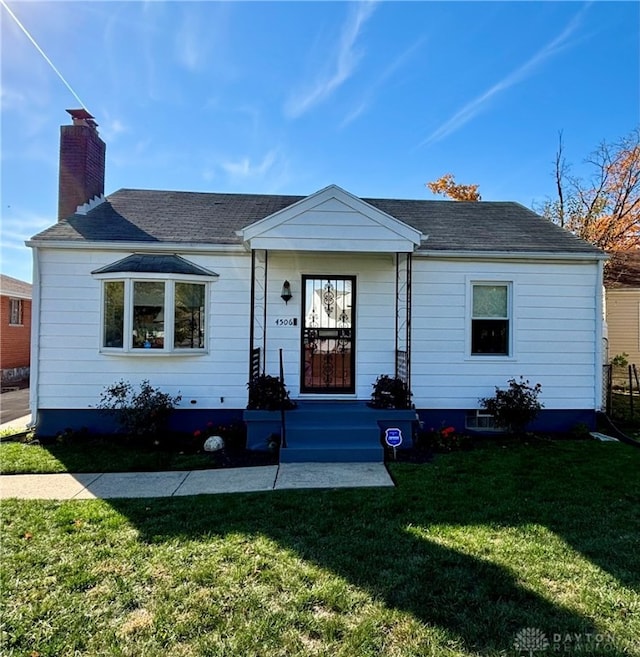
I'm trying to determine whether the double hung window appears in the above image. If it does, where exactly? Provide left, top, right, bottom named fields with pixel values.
left=9, top=299, right=23, bottom=326
left=471, top=283, right=511, bottom=356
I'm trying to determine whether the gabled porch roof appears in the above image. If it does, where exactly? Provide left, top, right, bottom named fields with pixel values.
left=239, top=185, right=423, bottom=253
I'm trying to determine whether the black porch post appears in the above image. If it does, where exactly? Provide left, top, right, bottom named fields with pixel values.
left=249, top=249, right=268, bottom=384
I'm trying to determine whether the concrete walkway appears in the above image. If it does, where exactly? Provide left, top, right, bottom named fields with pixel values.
left=0, top=414, right=32, bottom=434
left=0, top=463, right=395, bottom=500
left=0, top=413, right=395, bottom=499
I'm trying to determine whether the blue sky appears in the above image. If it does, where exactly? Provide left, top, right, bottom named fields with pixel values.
left=1, top=0, right=638, bottom=283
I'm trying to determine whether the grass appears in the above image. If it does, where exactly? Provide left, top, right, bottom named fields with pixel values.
left=610, top=391, right=640, bottom=438
left=2, top=440, right=640, bottom=656
left=0, top=427, right=273, bottom=474
left=0, top=439, right=216, bottom=474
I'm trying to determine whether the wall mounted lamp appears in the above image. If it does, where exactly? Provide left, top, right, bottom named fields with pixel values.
left=281, top=280, right=292, bottom=304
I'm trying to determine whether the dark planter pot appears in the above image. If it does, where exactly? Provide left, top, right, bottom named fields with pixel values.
left=243, top=410, right=282, bottom=452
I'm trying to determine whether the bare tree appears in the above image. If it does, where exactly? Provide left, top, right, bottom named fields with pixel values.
left=539, top=128, right=640, bottom=252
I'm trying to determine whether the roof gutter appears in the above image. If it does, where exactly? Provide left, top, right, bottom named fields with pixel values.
left=24, top=240, right=608, bottom=262
left=28, top=245, right=41, bottom=431
left=414, top=249, right=609, bottom=262
left=24, top=240, right=246, bottom=254
left=595, top=258, right=605, bottom=411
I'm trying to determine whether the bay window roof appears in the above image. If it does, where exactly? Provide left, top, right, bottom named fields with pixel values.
left=91, top=254, right=218, bottom=277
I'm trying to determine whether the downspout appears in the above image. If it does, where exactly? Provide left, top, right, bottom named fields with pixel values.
left=29, top=245, right=41, bottom=430
left=594, top=258, right=605, bottom=412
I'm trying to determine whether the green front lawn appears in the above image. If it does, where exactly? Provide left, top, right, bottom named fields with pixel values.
left=610, top=391, right=640, bottom=439
left=2, top=441, right=639, bottom=656
left=0, top=439, right=215, bottom=474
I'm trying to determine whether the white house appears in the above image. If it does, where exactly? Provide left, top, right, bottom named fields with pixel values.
left=27, top=111, right=607, bottom=458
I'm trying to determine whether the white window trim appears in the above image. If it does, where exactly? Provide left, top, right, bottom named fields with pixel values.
left=465, top=277, right=516, bottom=360
left=9, top=298, right=23, bottom=326
left=465, top=409, right=505, bottom=431
left=95, top=272, right=214, bottom=355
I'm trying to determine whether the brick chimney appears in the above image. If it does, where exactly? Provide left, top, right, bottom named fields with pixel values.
left=58, top=109, right=106, bottom=221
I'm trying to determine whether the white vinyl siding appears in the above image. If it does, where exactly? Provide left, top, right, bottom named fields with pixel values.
left=605, top=288, right=640, bottom=366
left=242, top=189, right=421, bottom=253
left=263, top=252, right=397, bottom=399
left=36, top=249, right=252, bottom=410
left=411, top=257, right=599, bottom=411
left=34, top=247, right=601, bottom=416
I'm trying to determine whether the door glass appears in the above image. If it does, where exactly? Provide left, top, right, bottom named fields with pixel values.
left=303, top=278, right=354, bottom=392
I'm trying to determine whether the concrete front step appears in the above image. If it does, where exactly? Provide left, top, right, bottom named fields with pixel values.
left=285, top=426, right=380, bottom=445
left=284, top=423, right=383, bottom=463
left=280, top=401, right=412, bottom=462
left=279, top=446, right=384, bottom=463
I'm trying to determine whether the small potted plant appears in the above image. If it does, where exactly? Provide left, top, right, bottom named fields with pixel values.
left=368, top=375, right=412, bottom=410
left=368, top=375, right=417, bottom=449
left=247, top=374, right=296, bottom=411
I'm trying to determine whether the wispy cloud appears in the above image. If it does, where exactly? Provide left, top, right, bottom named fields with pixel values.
left=2, top=210, right=52, bottom=250
left=99, top=116, right=128, bottom=142
left=341, top=36, right=426, bottom=127
left=419, top=6, right=589, bottom=147
left=0, top=209, right=49, bottom=282
left=220, top=150, right=278, bottom=179
left=176, top=12, right=206, bottom=71
left=0, top=86, right=26, bottom=111
left=285, top=0, right=378, bottom=118
left=202, top=148, right=293, bottom=193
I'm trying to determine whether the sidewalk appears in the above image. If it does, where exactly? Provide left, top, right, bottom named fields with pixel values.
left=0, top=462, right=395, bottom=500
left=0, top=414, right=395, bottom=498
left=0, top=414, right=32, bottom=434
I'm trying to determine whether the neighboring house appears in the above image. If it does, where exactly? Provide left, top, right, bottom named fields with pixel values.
left=27, top=111, right=607, bottom=450
left=605, top=252, right=640, bottom=372
left=0, top=274, right=32, bottom=384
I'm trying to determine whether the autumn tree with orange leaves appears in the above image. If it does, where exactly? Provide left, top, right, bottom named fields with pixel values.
left=426, top=173, right=481, bottom=201
left=539, top=128, right=640, bottom=252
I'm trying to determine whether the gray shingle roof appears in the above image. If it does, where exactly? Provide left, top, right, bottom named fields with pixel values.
left=30, top=188, right=603, bottom=255
left=0, top=274, right=32, bottom=298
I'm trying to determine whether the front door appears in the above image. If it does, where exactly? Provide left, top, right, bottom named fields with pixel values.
left=301, top=276, right=355, bottom=394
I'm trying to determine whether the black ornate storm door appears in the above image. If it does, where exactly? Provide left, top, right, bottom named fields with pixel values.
left=301, top=276, right=355, bottom=393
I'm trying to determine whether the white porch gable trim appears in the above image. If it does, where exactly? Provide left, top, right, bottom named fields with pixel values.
left=239, top=184, right=422, bottom=252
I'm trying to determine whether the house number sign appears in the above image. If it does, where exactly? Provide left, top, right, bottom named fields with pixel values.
left=274, top=317, right=298, bottom=327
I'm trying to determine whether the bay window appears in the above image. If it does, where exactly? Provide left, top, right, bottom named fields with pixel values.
left=100, top=278, right=207, bottom=353
left=103, top=281, right=125, bottom=348
left=93, top=254, right=217, bottom=354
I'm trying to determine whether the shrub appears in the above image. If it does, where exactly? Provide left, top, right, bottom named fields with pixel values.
left=97, top=379, right=182, bottom=441
left=368, top=375, right=412, bottom=409
left=479, top=377, right=543, bottom=435
left=247, top=375, right=296, bottom=411
left=417, top=424, right=470, bottom=453
left=611, top=352, right=629, bottom=367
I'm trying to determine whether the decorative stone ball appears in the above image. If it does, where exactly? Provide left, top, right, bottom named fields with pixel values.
left=204, top=435, right=225, bottom=452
